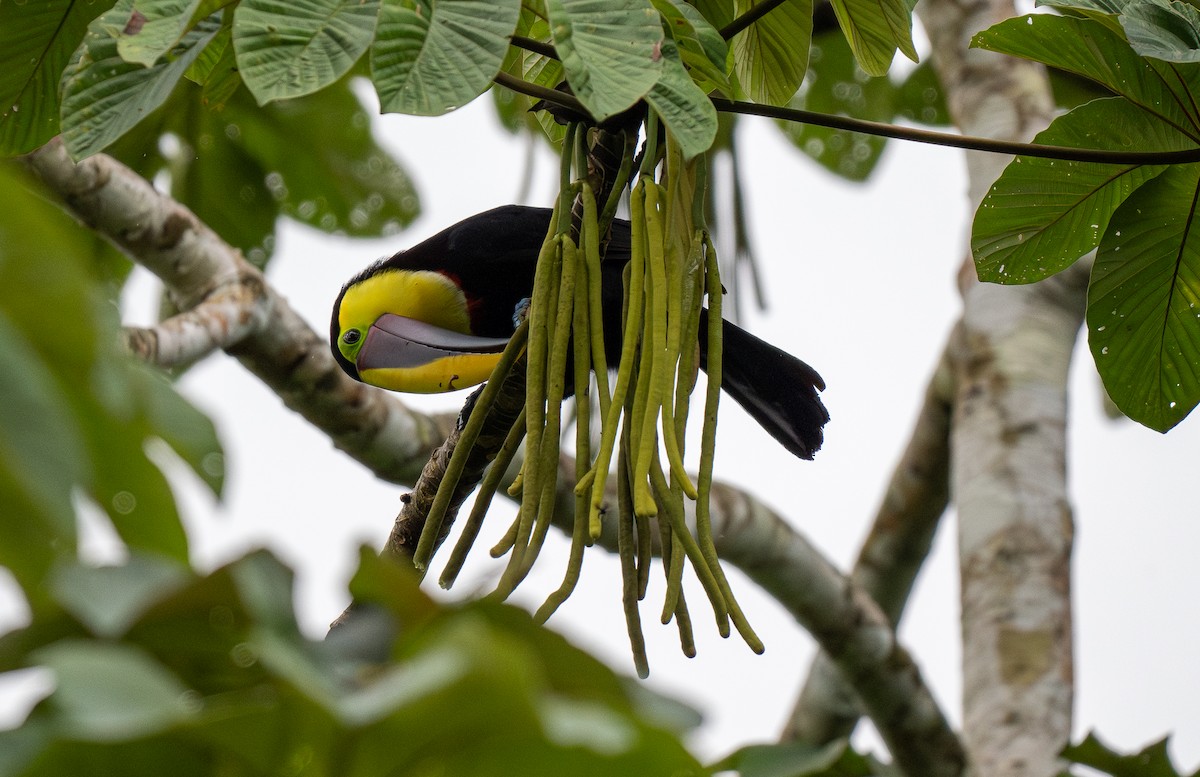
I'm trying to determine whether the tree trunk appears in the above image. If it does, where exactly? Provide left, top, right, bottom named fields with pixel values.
left=918, top=0, right=1080, bottom=774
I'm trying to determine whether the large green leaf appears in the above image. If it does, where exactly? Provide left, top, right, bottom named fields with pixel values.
left=372, top=0, right=521, bottom=116
left=972, top=13, right=1200, bottom=134
left=1062, top=732, right=1191, bottom=777
left=973, top=97, right=1193, bottom=284
left=651, top=0, right=731, bottom=94
left=829, top=0, right=916, bottom=77
left=502, top=7, right=569, bottom=147
left=185, top=17, right=243, bottom=110
left=1120, top=0, right=1200, bottom=62
left=0, top=163, right=223, bottom=588
left=710, top=738, right=897, bottom=777
left=0, top=315, right=84, bottom=557
left=117, top=0, right=223, bottom=66
left=146, top=91, right=276, bottom=262
left=0, top=1, right=114, bottom=155
left=646, top=40, right=718, bottom=159
left=1, top=550, right=703, bottom=777
left=692, top=0, right=734, bottom=30
left=1088, top=162, right=1200, bottom=431
left=75, top=378, right=193, bottom=561
left=230, top=81, right=422, bottom=239
left=780, top=29, right=893, bottom=180
left=33, top=641, right=197, bottom=741
left=60, top=0, right=220, bottom=159
left=895, top=60, right=950, bottom=125
left=1037, top=0, right=1129, bottom=14
left=234, top=0, right=380, bottom=104
left=121, top=78, right=419, bottom=263
left=732, top=0, right=813, bottom=105
left=546, top=0, right=664, bottom=121
left=48, top=556, right=191, bottom=639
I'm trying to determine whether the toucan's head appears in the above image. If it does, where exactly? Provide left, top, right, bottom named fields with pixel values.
left=331, top=264, right=511, bottom=393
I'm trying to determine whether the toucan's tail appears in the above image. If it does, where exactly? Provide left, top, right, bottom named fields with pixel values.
left=698, top=309, right=829, bottom=460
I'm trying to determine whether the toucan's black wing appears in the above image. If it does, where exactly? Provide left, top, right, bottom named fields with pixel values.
left=374, top=205, right=554, bottom=337
left=699, top=311, right=829, bottom=460
left=607, top=216, right=829, bottom=459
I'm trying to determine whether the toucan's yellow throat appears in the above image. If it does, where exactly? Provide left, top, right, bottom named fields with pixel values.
left=332, top=267, right=510, bottom=393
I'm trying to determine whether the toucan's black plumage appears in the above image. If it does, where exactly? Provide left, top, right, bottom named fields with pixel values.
left=331, top=205, right=829, bottom=459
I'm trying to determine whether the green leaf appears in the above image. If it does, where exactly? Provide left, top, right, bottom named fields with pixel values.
left=515, top=13, right=570, bottom=147
left=671, top=1, right=729, bottom=72
left=1087, top=162, right=1200, bottom=431
left=147, top=91, right=276, bottom=262
left=371, top=0, right=521, bottom=116
left=829, top=0, right=916, bottom=78
left=0, top=162, right=222, bottom=578
left=0, top=718, right=54, bottom=777
left=780, top=29, right=893, bottom=180
left=149, top=78, right=418, bottom=263
left=0, top=1, right=113, bottom=155
left=135, top=368, right=224, bottom=496
left=116, top=0, right=214, bottom=66
left=79, top=407, right=191, bottom=562
left=1047, top=67, right=1117, bottom=112
left=1063, top=732, right=1189, bottom=777
left=646, top=40, right=719, bottom=159
left=229, top=550, right=302, bottom=633
left=34, top=641, right=197, bottom=741
left=732, top=0, right=813, bottom=105
left=1121, top=0, right=1200, bottom=62
left=1037, top=0, right=1129, bottom=14
left=8, top=550, right=704, bottom=777
left=709, top=738, right=893, bottom=777
left=692, top=0, right=734, bottom=30
left=0, top=165, right=99, bottom=582
left=230, top=80, right=422, bottom=238
left=60, top=0, right=221, bottom=159
left=49, top=556, right=190, bottom=638
left=546, top=0, right=664, bottom=121
left=233, top=0, right=380, bottom=104
left=972, top=13, right=1200, bottom=133
left=651, top=0, right=731, bottom=93
left=895, top=60, right=950, bottom=125
left=973, top=97, right=1193, bottom=284
left=0, top=315, right=84, bottom=549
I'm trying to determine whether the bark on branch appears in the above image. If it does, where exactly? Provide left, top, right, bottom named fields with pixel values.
left=23, top=138, right=451, bottom=485
left=542, top=453, right=966, bottom=777
left=784, top=336, right=955, bottom=743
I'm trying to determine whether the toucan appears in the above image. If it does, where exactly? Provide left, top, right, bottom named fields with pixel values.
left=331, top=205, right=829, bottom=459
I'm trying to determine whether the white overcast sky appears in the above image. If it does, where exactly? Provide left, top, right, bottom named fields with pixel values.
left=2, top=81, right=1199, bottom=768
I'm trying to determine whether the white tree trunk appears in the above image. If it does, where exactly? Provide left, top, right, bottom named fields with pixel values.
left=918, top=0, right=1080, bottom=774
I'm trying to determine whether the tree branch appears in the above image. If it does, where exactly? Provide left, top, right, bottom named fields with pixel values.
left=542, top=454, right=966, bottom=777
left=784, top=335, right=955, bottom=744
left=121, top=279, right=270, bottom=368
left=493, top=71, right=585, bottom=113
left=711, top=98, right=1200, bottom=164
left=22, top=138, right=451, bottom=486
left=495, top=71, right=1200, bottom=166
left=719, top=0, right=791, bottom=39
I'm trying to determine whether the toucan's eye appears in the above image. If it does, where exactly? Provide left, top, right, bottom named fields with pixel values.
left=343, top=329, right=362, bottom=346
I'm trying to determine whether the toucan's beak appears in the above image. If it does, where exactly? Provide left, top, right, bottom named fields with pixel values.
left=356, top=313, right=511, bottom=393
left=358, top=314, right=510, bottom=371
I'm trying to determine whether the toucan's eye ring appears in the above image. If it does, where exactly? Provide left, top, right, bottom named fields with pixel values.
left=343, top=329, right=362, bottom=346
